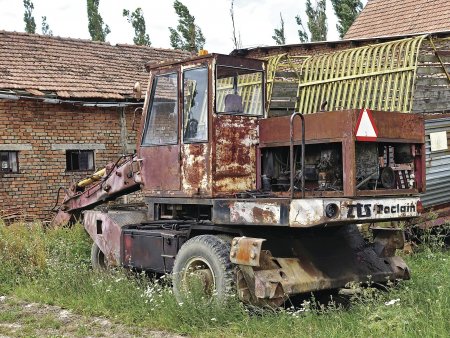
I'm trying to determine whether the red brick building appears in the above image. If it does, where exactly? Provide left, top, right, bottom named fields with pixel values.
left=0, top=31, right=190, bottom=221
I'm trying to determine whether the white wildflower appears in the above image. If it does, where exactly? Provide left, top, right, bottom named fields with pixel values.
left=384, top=298, right=400, bottom=306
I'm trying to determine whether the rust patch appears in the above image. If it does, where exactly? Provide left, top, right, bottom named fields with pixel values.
left=213, top=114, right=259, bottom=195
left=252, top=207, right=277, bottom=224
left=181, top=143, right=210, bottom=196
left=230, top=237, right=265, bottom=267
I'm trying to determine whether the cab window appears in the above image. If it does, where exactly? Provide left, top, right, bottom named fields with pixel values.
left=142, top=73, right=178, bottom=145
left=216, top=66, right=264, bottom=116
left=183, top=66, right=208, bottom=142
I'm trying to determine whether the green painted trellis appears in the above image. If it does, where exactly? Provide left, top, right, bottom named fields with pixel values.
left=266, top=35, right=427, bottom=114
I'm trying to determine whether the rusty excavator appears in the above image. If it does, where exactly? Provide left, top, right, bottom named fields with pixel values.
left=53, top=53, right=425, bottom=306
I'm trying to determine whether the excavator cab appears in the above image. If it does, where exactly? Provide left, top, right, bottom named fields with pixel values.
left=137, top=54, right=265, bottom=198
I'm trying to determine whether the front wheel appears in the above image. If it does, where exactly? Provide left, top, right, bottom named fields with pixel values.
left=172, top=235, right=234, bottom=302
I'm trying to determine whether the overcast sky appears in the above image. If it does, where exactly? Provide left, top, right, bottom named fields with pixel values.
left=0, top=0, right=367, bottom=53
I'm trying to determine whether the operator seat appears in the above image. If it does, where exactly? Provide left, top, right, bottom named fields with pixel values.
left=224, top=94, right=243, bottom=113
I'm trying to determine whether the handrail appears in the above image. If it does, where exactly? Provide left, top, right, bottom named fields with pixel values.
left=290, top=112, right=305, bottom=199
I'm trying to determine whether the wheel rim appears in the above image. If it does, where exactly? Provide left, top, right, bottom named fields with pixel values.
left=182, top=256, right=216, bottom=296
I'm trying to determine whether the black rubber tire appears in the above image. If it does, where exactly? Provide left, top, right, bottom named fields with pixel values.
left=172, top=235, right=234, bottom=302
left=91, top=242, right=108, bottom=270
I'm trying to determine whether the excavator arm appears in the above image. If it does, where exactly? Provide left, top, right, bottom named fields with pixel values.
left=52, top=154, right=142, bottom=226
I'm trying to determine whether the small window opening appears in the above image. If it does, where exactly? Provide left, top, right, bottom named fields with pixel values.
left=96, top=219, right=103, bottom=234
left=0, top=151, right=19, bottom=173
left=66, top=150, right=94, bottom=171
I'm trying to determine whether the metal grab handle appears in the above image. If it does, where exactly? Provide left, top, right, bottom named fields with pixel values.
left=290, top=112, right=305, bottom=199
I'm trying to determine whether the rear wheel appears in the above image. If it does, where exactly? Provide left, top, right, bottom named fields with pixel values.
left=91, top=242, right=108, bottom=270
left=172, top=235, right=234, bottom=302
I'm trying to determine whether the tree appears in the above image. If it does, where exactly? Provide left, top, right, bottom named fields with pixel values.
left=331, top=0, right=363, bottom=38
left=272, top=13, right=286, bottom=45
left=123, top=8, right=151, bottom=46
left=169, top=0, right=205, bottom=52
left=86, top=0, right=110, bottom=42
left=41, top=16, right=53, bottom=36
left=23, top=0, right=36, bottom=34
left=230, top=0, right=242, bottom=50
left=306, top=0, right=327, bottom=42
left=295, top=15, right=309, bottom=42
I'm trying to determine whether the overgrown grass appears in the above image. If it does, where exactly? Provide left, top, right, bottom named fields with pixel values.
left=0, top=221, right=448, bottom=337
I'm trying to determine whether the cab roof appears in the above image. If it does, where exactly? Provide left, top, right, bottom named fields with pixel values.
left=145, top=53, right=265, bottom=72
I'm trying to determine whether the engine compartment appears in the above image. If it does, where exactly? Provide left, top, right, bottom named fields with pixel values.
left=261, top=141, right=421, bottom=194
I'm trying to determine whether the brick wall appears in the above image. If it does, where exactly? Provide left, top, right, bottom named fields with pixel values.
left=0, top=100, right=142, bottom=220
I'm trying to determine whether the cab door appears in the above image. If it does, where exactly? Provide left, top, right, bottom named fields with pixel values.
left=139, top=71, right=181, bottom=192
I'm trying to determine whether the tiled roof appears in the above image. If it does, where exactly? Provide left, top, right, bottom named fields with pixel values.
left=345, top=0, right=450, bottom=39
left=0, top=31, right=191, bottom=100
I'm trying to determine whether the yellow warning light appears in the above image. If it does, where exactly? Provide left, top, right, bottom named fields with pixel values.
left=198, top=49, right=208, bottom=56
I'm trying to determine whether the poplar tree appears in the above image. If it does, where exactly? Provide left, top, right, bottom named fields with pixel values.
left=272, top=13, right=286, bottom=45
left=169, top=0, right=205, bottom=52
left=23, top=0, right=36, bottom=34
left=123, top=8, right=151, bottom=46
left=41, top=16, right=53, bottom=36
left=306, top=0, right=327, bottom=42
left=87, top=0, right=110, bottom=42
left=230, top=0, right=242, bottom=49
left=331, top=0, right=363, bottom=38
left=296, top=15, right=309, bottom=42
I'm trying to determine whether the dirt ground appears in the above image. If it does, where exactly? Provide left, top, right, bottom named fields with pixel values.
left=0, top=295, right=183, bottom=338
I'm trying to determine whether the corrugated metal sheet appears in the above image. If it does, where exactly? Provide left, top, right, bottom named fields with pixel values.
left=422, top=117, right=450, bottom=207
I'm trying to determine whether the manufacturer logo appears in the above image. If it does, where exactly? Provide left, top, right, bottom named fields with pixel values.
left=346, top=203, right=416, bottom=218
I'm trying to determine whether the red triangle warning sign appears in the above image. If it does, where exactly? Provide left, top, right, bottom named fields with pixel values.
left=355, top=108, right=378, bottom=141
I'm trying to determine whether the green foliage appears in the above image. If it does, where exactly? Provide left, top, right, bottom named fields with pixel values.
left=295, top=15, right=309, bottom=43
left=41, top=16, right=53, bottom=36
left=0, top=222, right=46, bottom=290
left=331, top=0, right=363, bottom=38
left=86, top=0, right=110, bottom=42
left=0, top=222, right=90, bottom=293
left=306, top=0, right=327, bottom=42
left=0, top=221, right=448, bottom=337
left=272, top=13, right=286, bottom=45
left=123, top=8, right=151, bottom=46
left=23, top=0, right=36, bottom=34
left=169, top=0, right=205, bottom=52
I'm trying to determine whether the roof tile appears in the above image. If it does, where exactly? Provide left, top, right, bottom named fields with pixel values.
left=0, top=31, right=192, bottom=100
left=345, top=0, right=450, bottom=39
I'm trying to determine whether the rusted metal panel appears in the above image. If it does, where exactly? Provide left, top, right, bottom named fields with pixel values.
left=181, top=143, right=211, bottom=196
left=259, top=110, right=424, bottom=147
left=216, top=54, right=265, bottom=70
left=53, top=155, right=141, bottom=225
left=230, top=237, right=265, bottom=267
left=230, top=202, right=280, bottom=225
left=342, top=136, right=356, bottom=196
left=289, top=197, right=419, bottom=227
left=83, top=210, right=148, bottom=266
left=234, top=225, right=410, bottom=302
left=212, top=114, right=259, bottom=195
left=140, top=145, right=181, bottom=192
left=121, top=227, right=186, bottom=273
left=213, top=197, right=419, bottom=227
